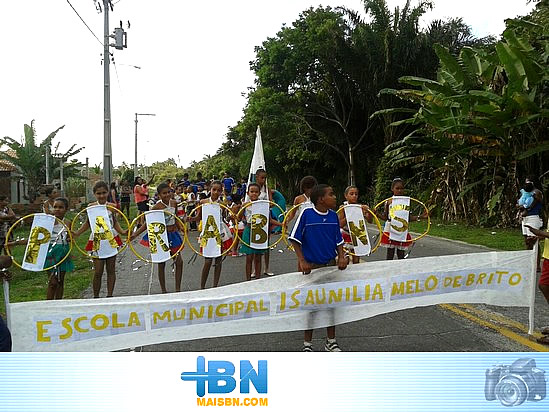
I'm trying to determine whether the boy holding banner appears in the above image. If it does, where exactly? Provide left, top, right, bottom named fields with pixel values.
left=240, top=183, right=282, bottom=281
left=289, top=184, right=348, bottom=352
left=131, top=183, right=184, bottom=293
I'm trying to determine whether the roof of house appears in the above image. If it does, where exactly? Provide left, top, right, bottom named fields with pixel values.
left=0, top=149, right=17, bottom=172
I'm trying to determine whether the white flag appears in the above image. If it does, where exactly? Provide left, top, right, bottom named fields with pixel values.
left=388, top=196, right=410, bottom=242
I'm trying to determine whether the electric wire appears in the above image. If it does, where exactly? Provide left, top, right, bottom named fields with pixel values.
left=66, top=0, right=104, bottom=46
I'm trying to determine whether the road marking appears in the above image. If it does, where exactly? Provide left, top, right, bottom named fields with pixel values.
left=457, top=304, right=543, bottom=339
left=440, top=304, right=549, bottom=352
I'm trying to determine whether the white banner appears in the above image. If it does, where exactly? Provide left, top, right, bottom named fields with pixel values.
left=21, top=213, right=56, bottom=272
left=343, top=205, right=371, bottom=256
left=86, top=205, right=119, bottom=258
left=250, top=200, right=270, bottom=250
left=145, top=211, right=171, bottom=263
left=200, top=203, right=222, bottom=258
left=8, top=250, right=535, bottom=351
left=389, top=196, right=410, bottom=242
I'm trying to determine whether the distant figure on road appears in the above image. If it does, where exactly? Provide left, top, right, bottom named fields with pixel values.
left=134, top=175, right=154, bottom=227
left=519, top=177, right=544, bottom=250
left=119, top=180, right=132, bottom=217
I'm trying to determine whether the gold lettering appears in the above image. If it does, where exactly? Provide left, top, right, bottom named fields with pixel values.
left=36, top=320, right=52, bottom=342
left=147, top=222, right=169, bottom=254
left=259, top=299, right=268, bottom=312
left=173, top=309, right=185, bottom=321
left=289, top=290, right=300, bottom=309
left=349, top=220, right=368, bottom=247
left=305, top=290, right=315, bottom=305
left=251, top=213, right=268, bottom=245
left=392, top=282, right=405, bottom=296
left=279, top=292, right=286, bottom=310
left=389, top=204, right=410, bottom=233
left=199, top=214, right=222, bottom=249
left=425, top=275, right=438, bottom=291
left=74, top=316, right=89, bottom=333
left=246, top=300, right=258, bottom=313
left=476, top=273, right=486, bottom=285
left=373, top=283, right=384, bottom=301
left=153, top=311, right=171, bottom=325
left=352, top=286, right=362, bottom=302
left=329, top=288, right=342, bottom=303
left=234, top=301, right=245, bottom=314
left=90, top=314, right=109, bottom=330
left=128, top=312, right=141, bottom=327
left=24, top=226, right=51, bottom=265
left=466, top=273, right=476, bottom=286
left=509, top=273, right=522, bottom=286
left=216, top=304, right=228, bottom=317
left=315, top=288, right=326, bottom=304
left=92, top=216, right=118, bottom=251
left=60, top=318, right=73, bottom=340
left=190, top=306, right=205, bottom=320
left=111, top=313, right=124, bottom=328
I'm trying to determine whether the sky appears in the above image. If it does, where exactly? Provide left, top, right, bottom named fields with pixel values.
left=0, top=0, right=535, bottom=170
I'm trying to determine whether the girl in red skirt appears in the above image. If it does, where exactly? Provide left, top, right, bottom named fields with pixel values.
left=338, top=185, right=373, bottom=264
left=73, top=181, right=127, bottom=297
left=379, top=178, right=425, bottom=260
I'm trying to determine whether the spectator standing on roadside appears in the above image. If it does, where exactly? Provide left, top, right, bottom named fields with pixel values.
left=134, top=175, right=155, bottom=228
left=222, top=172, right=235, bottom=197
left=119, top=180, right=132, bottom=217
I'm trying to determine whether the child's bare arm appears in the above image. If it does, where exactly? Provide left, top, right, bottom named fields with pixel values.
left=525, top=225, right=549, bottom=239
left=291, top=240, right=311, bottom=274
left=336, top=244, right=347, bottom=270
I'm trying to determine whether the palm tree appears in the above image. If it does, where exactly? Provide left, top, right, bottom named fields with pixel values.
left=1, top=121, right=84, bottom=202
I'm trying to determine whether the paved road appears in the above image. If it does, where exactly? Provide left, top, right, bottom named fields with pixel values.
left=83, top=230, right=549, bottom=352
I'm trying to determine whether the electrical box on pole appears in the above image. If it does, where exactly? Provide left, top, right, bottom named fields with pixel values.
left=111, top=27, right=127, bottom=50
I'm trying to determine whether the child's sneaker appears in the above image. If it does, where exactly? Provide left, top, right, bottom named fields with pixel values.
left=325, top=338, right=342, bottom=352
left=302, top=341, right=313, bottom=352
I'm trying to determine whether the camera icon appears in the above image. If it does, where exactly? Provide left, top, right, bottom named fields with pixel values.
left=485, top=358, right=546, bottom=407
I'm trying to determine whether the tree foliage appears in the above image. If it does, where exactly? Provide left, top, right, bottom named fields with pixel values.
left=1, top=121, right=84, bottom=202
left=375, top=5, right=548, bottom=225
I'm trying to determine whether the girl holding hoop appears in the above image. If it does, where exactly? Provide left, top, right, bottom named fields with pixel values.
left=131, top=183, right=184, bottom=293
left=338, top=185, right=373, bottom=264
left=73, top=181, right=127, bottom=298
left=189, top=181, right=230, bottom=289
left=240, top=183, right=282, bottom=281
left=379, top=178, right=426, bottom=260
left=8, top=197, right=74, bottom=300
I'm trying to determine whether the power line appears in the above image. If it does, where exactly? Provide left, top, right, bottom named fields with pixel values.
left=66, top=0, right=103, bottom=46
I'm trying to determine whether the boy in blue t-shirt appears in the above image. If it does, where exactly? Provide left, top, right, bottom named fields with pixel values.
left=289, top=184, right=348, bottom=352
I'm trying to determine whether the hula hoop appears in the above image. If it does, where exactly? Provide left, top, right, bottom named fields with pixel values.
left=336, top=204, right=383, bottom=256
left=373, top=197, right=431, bottom=242
left=70, top=204, right=130, bottom=258
left=185, top=202, right=237, bottom=258
left=280, top=203, right=305, bottom=251
left=127, top=210, right=186, bottom=264
left=236, top=200, right=285, bottom=250
left=5, top=213, right=73, bottom=272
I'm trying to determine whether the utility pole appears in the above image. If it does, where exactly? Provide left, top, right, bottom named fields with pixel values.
left=134, top=113, right=156, bottom=178
left=98, top=0, right=127, bottom=184
left=103, top=0, right=112, bottom=184
left=45, top=144, right=50, bottom=185
left=59, top=157, right=65, bottom=197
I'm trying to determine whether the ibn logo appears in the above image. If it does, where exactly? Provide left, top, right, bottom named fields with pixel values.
left=181, top=356, right=268, bottom=397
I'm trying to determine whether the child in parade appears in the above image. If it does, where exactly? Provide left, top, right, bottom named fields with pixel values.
left=9, top=197, right=74, bottom=300
left=228, top=194, right=245, bottom=257
left=0, top=196, right=16, bottom=255
left=240, top=183, right=282, bottom=281
left=254, top=169, right=275, bottom=276
left=338, top=185, right=373, bottom=264
left=73, top=181, right=127, bottom=298
left=131, top=183, right=184, bottom=293
left=174, top=183, right=186, bottom=218
left=289, top=184, right=348, bottom=352
left=42, top=187, right=60, bottom=214
left=378, top=178, right=425, bottom=260
left=189, top=181, right=230, bottom=289
left=185, top=185, right=198, bottom=231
